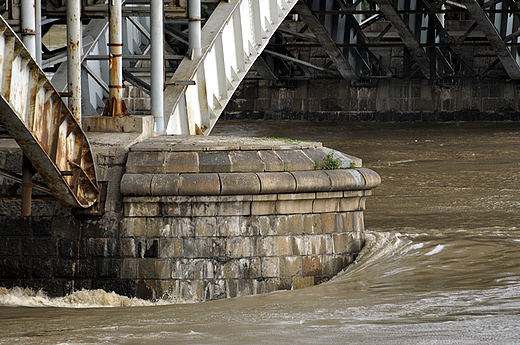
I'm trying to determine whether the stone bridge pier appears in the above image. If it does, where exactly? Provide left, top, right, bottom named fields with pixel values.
left=0, top=116, right=380, bottom=301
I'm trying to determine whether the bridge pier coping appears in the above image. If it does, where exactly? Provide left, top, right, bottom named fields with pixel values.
left=0, top=119, right=380, bottom=301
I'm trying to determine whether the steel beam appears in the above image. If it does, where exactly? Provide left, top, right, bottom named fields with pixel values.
left=295, top=2, right=357, bottom=80
left=372, top=0, right=431, bottom=78
left=0, top=16, right=99, bottom=208
left=460, top=0, right=520, bottom=79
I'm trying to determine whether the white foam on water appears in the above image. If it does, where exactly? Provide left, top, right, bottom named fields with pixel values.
left=425, top=244, right=445, bottom=256
left=0, top=287, right=186, bottom=308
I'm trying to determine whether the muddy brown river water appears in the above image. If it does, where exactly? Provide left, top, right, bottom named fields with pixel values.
left=1, top=121, right=520, bottom=344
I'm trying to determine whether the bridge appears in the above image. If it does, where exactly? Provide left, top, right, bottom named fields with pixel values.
left=0, top=0, right=519, bottom=211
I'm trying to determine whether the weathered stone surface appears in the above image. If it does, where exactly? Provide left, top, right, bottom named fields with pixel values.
left=220, top=173, right=261, bottom=195
left=277, top=192, right=315, bottom=200
left=198, top=152, right=232, bottom=173
left=257, top=172, right=296, bottom=194
left=313, top=198, right=341, bottom=213
left=358, top=167, right=382, bottom=189
left=325, top=169, right=364, bottom=191
left=228, top=151, right=265, bottom=172
left=276, top=199, right=313, bottom=215
left=333, top=233, right=349, bottom=254
left=321, top=213, right=337, bottom=233
left=121, top=217, right=147, bottom=237
left=279, top=256, right=302, bottom=277
left=302, top=255, right=322, bottom=276
left=275, top=150, right=315, bottom=171
left=179, top=174, right=220, bottom=195
left=339, top=197, right=362, bottom=211
left=258, top=150, right=284, bottom=171
left=151, top=174, right=180, bottom=195
left=124, top=200, right=161, bottom=217
left=251, top=200, right=276, bottom=215
left=218, top=201, right=251, bottom=216
left=302, top=148, right=329, bottom=167
left=162, top=199, right=193, bottom=217
left=120, top=174, right=152, bottom=196
left=303, top=214, right=321, bottom=234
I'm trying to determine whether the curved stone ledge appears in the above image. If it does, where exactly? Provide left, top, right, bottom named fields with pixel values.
left=121, top=168, right=380, bottom=196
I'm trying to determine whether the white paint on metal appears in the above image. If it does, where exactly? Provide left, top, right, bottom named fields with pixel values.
left=164, top=0, right=298, bottom=135
left=151, top=0, right=165, bottom=133
left=0, top=16, right=99, bottom=208
left=188, top=0, right=202, bottom=59
left=21, top=0, right=36, bottom=57
left=67, top=0, right=82, bottom=123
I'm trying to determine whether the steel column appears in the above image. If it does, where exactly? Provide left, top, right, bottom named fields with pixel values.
left=188, top=0, right=202, bottom=59
left=21, top=0, right=36, bottom=56
left=67, top=0, right=82, bottom=123
left=35, top=0, right=41, bottom=65
left=151, top=0, right=165, bottom=133
left=104, top=0, right=128, bottom=116
left=20, top=0, right=37, bottom=216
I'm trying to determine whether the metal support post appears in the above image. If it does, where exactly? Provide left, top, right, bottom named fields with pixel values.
left=21, top=1, right=37, bottom=216
left=67, top=0, right=82, bottom=123
left=104, top=0, right=129, bottom=117
left=21, top=0, right=36, bottom=56
left=151, top=0, right=165, bottom=133
left=35, top=0, right=41, bottom=65
left=188, top=0, right=202, bottom=59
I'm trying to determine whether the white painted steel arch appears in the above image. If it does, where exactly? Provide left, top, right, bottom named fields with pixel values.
left=164, top=0, right=298, bottom=135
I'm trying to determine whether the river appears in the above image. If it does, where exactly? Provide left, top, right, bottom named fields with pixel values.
left=1, top=121, right=520, bottom=344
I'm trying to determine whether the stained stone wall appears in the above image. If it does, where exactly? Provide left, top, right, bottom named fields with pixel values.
left=221, top=78, right=520, bottom=122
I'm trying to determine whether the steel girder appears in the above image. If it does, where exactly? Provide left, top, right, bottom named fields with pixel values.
left=0, top=16, right=99, bottom=208
left=163, top=0, right=299, bottom=135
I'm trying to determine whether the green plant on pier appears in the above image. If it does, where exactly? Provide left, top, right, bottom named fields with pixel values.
left=315, top=152, right=341, bottom=170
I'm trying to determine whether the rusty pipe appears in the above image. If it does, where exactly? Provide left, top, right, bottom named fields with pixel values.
left=67, top=0, right=82, bottom=123
left=108, top=0, right=125, bottom=117
left=151, top=0, right=165, bottom=133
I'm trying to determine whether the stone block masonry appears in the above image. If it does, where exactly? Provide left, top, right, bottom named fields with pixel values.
left=222, top=78, right=520, bottom=122
left=0, top=127, right=380, bottom=301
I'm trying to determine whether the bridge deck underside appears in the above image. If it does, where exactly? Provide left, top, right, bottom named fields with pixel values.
left=1, top=0, right=518, bottom=133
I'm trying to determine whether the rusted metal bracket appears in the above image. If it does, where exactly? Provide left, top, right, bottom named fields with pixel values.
left=73, top=181, right=107, bottom=217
